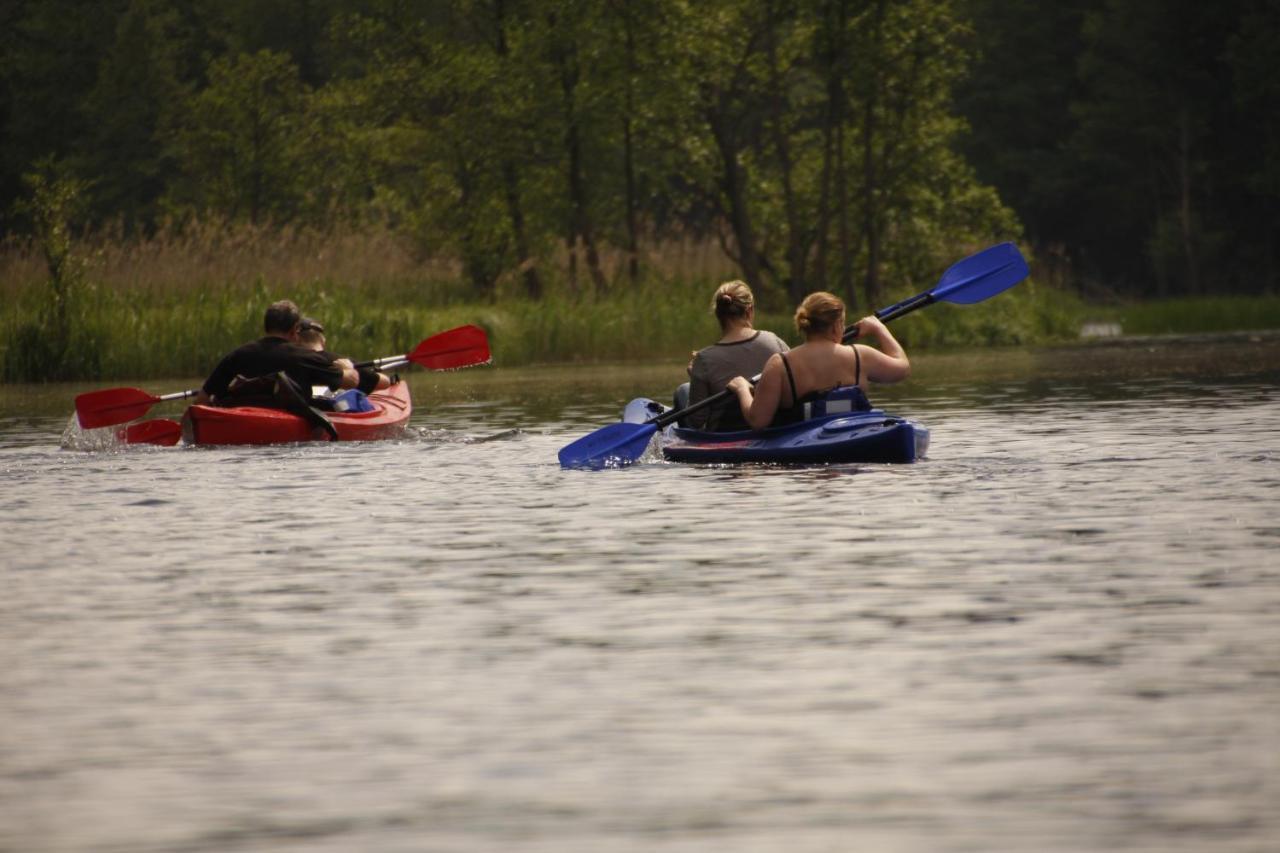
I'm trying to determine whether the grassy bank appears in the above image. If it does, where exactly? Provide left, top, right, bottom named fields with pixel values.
left=0, top=274, right=1087, bottom=382
left=1090, top=296, right=1280, bottom=336
left=5, top=223, right=1273, bottom=382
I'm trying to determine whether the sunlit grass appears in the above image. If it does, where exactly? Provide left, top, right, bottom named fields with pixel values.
left=0, top=222, right=1204, bottom=382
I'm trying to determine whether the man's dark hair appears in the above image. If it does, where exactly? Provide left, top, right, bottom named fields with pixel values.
left=264, top=300, right=301, bottom=334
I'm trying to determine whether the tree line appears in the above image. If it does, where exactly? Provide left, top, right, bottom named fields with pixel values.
left=2, top=0, right=1276, bottom=306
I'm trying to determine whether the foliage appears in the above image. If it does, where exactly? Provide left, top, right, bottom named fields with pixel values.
left=2, top=0, right=1276, bottom=385
left=0, top=256, right=1096, bottom=382
left=164, top=50, right=313, bottom=224
left=1110, top=297, right=1280, bottom=337
left=957, top=0, right=1280, bottom=296
left=3, top=161, right=101, bottom=381
left=2, top=0, right=1021, bottom=307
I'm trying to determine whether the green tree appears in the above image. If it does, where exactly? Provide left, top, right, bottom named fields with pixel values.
left=0, top=0, right=126, bottom=234
left=79, top=0, right=189, bottom=232
left=665, top=0, right=1015, bottom=309
left=3, top=161, right=98, bottom=381
left=1225, top=0, right=1280, bottom=289
left=954, top=0, right=1099, bottom=252
left=165, top=50, right=311, bottom=224
left=1071, top=0, right=1238, bottom=295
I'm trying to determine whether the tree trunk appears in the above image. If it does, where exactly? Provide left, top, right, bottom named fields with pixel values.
left=837, top=119, right=856, bottom=312
left=764, top=8, right=806, bottom=305
left=567, top=122, right=607, bottom=294
left=551, top=18, right=607, bottom=294
left=565, top=231, right=579, bottom=295
left=860, top=0, right=887, bottom=309
left=503, top=162, right=540, bottom=300
left=1177, top=106, right=1198, bottom=294
left=707, top=108, right=765, bottom=292
left=621, top=3, right=640, bottom=283
left=495, top=0, right=541, bottom=300
left=813, top=1, right=840, bottom=292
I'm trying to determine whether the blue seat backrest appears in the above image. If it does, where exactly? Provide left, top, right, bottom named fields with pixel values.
left=804, top=386, right=871, bottom=419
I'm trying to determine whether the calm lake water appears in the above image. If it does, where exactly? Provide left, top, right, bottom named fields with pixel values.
left=2, top=333, right=1279, bottom=853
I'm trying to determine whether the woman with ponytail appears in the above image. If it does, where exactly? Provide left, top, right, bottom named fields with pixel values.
left=684, top=280, right=790, bottom=430
left=726, top=292, right=910, bottom=431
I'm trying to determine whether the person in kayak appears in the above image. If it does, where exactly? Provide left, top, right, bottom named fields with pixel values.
left=683, top=280, right=790, bottom=430
left=297, top=317, right=391, bottom=392
left=726, top=291, right=910, bottom=430
left=296, top=317, right=391, bottom=413
left=195, top=300, right=371, bottom=405
left=296, top=317, right=330, bottom=354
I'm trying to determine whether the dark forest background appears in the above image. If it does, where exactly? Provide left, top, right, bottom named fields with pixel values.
left=2, top=0, right=1277, bottom=308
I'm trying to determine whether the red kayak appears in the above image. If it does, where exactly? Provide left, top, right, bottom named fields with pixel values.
left=180, top=381, right=412, bottom=446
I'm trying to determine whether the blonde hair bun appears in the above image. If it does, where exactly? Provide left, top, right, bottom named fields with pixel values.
left=712, top=280, right=754, bottom=328
left=794, top=291, right=845, bottom=336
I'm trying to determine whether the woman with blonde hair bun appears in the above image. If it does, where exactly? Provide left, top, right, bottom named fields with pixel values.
left=727, top=291, right=910, bottom=430
left=683, top=280, right=789, bottom=430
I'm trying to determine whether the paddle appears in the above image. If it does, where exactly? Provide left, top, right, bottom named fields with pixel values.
left=354, top=323, right=491, bottom=372
left=75, top=387, right=198, bottom=430
left=120, top=419, right=182, bottom=446
left=75, top=324, right=493, bottom=430
left=558, top=242, right=1029, bottom=469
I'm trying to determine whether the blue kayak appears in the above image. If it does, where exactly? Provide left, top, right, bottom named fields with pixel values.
left=622, top=397, right=929, bottom=465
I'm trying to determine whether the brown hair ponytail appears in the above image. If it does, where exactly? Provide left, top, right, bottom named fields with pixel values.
left=712, top=280, right=754, bottom=330
left=794, top=292, right=844, bottom=336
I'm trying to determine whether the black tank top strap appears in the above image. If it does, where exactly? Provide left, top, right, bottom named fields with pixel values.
left=854, top=344, right=861, bottom=386
left=780, top=352, right=799, bottom=407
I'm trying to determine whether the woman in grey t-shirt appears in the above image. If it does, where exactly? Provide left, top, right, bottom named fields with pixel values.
left=685, top=281, right=789, bottom=431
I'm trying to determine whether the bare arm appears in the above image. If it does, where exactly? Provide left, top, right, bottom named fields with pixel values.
left=854, top=316, right=910, bottom=384
left=727, top=353, right=785, bottom=430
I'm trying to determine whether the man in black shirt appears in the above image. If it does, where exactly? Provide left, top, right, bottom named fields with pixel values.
left=195, top=300, right=382, bottom=404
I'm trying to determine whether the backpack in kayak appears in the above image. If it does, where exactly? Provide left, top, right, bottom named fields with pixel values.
left=331, top=388, right=376, bottom=413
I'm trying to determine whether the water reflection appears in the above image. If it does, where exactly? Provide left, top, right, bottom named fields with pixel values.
left=1, top=336, right=1279, bottom=852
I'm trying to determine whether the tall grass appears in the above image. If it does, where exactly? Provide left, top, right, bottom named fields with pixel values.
left=2, top=220, right=1098, bottom=382
left=1107, top=296, right=1280, bottom=336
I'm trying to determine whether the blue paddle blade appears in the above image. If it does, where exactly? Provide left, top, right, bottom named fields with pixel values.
left=558, top=422, right=658, bottom=469
left=933, top=242, right=1029, bottom=304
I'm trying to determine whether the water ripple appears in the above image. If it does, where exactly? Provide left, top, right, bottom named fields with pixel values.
left=1, top=361, right=1278, bottom=852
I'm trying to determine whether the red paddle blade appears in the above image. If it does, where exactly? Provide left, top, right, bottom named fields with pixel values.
left=75, top=387, right=162, bottom=429
left=120, top=419, right=182, bottom=446
left=407, top=324, right=491, bottom=370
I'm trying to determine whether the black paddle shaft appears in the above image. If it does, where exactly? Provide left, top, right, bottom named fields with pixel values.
left=875, top=291, right=936, bottom=324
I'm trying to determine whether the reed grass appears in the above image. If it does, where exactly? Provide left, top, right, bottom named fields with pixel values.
left=0, top=278, right=1089, bottom=382
left=1105, top=296, right=1280, bottom=336
left=0, top=221, right=1167, bottom=382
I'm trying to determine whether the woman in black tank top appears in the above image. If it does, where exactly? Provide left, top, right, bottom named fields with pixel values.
left=726, top=291, right=910, bottom=431
left=770, top=345, right=866, bottom=426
